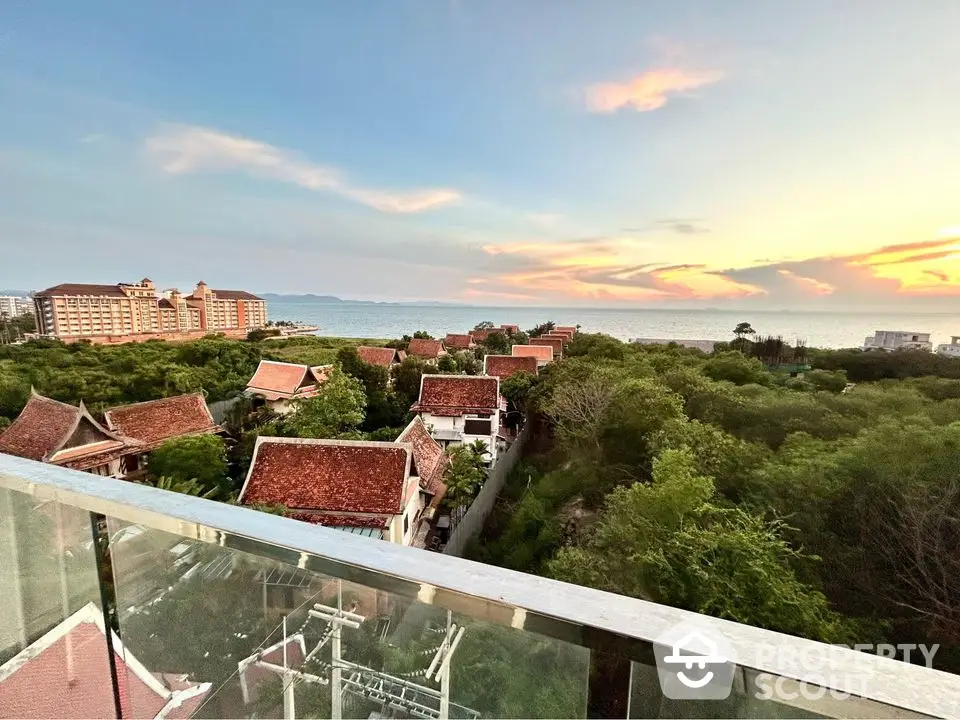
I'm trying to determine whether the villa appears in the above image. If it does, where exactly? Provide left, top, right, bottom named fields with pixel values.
left=245, top=360, right=332, bottom=414
left=529, top=336, right=564, bottom=358
left=936, top=336, right=960, bottom=357
left=512, top=343, right=554, bottom=366
left=355, top=346, right=405, bottom=367
left=862, top=330, right=933, bottom=352
left=406, top=338, right=445, bottom=360
left=412, top=374, right=502, bottom=464
left=483, top=354, right=539, bottom=379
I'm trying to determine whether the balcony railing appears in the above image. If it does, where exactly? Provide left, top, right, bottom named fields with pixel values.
left=1, top=451, right=959, bottom=719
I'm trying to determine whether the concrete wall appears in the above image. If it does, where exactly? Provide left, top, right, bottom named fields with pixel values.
left=442, top=422, right=530, bottom=557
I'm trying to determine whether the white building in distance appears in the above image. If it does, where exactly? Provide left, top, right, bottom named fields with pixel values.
left=936, top=336, right=960, bottom=357
left=863, top=330, right=932, bottom=352
left=0, top=296, right=31, bottom=318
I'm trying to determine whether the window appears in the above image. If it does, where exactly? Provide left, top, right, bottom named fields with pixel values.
left=403, top=514, right=409, bottom=536
left=464, top=418, right=492, bottom=436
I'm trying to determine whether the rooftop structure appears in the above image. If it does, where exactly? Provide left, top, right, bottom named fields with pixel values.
left=406, top=338, right=445, bottom=359
left=512, top=343, right=554, bottom=366
left=396, top=416, right=448, bottom=507
left=32, top=278, right=266, bottom=343
left=1, top=453, right=955, bottom=719
left=554, top=326, right=577, bottom=337
left=530, top=336, right=564, bottom=358
left=239, top=437, right=424, bottom=544
left=443, top=333, right=474, bottom=350
left=103, top=393, right=219, bottom=450
left=0, top=602, right=210, bottom=719
left=355, top=346, right=405, bottom=367
left=482, top=354, right=539, bottom=379
left=863, top=330, right=933, bottom=352
left=937, top=336, right=960, bottom=357
left=245, top=360, right=331, bottom=414
left=0, top=391, right=134, bottom=474
left=468, top=328, right=490, bottom=342
left=500, top=324, right=519, bottom=334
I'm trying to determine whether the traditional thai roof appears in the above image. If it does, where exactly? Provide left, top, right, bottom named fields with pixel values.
left=530, top=336, right=564, bottom=357
left=469, top=329, right=491, bottom=342
left=483, top=355, right=539, bottom=379
left=0, top=602, right=211, bottom=719
left=356, top=346, right=402, bottom=367
left=406, top=338, right=445, bottom=359
left=397, top=416, right=448, bottom=503
left=512, top=344, right=554, bottom=363
left=411, top=375, right=500, bottom=416
left=500, top=324, right=519, bottom=334
left=103, top=393, right=220, bottom=450
left=0, top=391, right=134, bottom=468
left=554, top=326, right=578, bottom=337
left=245, top=360, right=327, bottom=401
left=239, top=437, right=413, bottom=516
left=443, top=333, right=474, bottom=350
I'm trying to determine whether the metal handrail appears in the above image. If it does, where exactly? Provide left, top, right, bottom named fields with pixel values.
left=1, top=452, right=958, bottom=718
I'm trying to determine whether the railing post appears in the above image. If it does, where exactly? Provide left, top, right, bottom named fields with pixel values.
left=89, top=512, right=124, bottom=719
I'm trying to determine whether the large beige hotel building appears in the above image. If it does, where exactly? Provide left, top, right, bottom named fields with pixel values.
left=33, top=278, right=267, bottom=343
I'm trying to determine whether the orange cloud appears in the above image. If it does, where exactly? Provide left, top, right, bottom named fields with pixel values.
left=586, top=68, right=723, bottom=113
left=777, top=269, right=835, bottom=295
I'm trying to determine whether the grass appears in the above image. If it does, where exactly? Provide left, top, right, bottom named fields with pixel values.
left=261, top=335, right=392, bottom=366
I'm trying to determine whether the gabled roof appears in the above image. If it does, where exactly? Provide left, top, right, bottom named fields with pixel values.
left=541, top=332, right=572, bottom=343
left=211, top=289, right=264, bottom=301
left=397, top=416, right=448, bottom=501
left=0, top=602, right=210, bottom=719
left=34, top=283, right=127, bottom=298
left=245, top=360, right=326, bottom=401
left=483, top=355, right=539, bottom=379
left=104, top=393, right=220, bottom=449
left=0, top=391, right=132, bottom=465
left=239, top=437, right=412, bottom=515
left=555, top=326, right=577, bottom=336
left=412, top=375, right=500, bottom=416
left=406, top=338, right=445, bottom=359
left=469, top=329, right=491, bottom=342
left=443, top=333, right=474, bottom=349
left=356, top=346, right=401, bottom=367
left=530, top=336, right=564, bottom=356
left=500, top=324, right=519, bottom=333
left=512, top=344, right=554, bottom=363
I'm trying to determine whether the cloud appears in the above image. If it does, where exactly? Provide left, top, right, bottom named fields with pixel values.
left=585, top=68, right=723, bottom=113
left=145, top=125, right=461, bottom=214
left=926, top=270, right=949, bottom=282
left=623, top=218, right=710, bottom=235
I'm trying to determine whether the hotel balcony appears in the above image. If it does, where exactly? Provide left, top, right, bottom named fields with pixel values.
left=0, top=452, right=958, bottom=719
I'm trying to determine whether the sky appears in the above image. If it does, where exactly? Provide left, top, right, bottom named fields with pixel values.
left=2, top=0, right=960, bottom=309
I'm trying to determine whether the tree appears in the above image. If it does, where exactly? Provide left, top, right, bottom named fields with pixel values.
left=702, top=351, right=771, bottom=386
left=412, top=330, right=434, bottom=339
left=150, top=476, right=221, bottom=499
left=500, top=371, right=537, bottom=410
left=246, top=328, right=280, bottom=342
left=542, top=370, right=619, bottom=452
left=548, top=448, right=851, bottom=642
left=473, top=321, right=495, bottom=331
left=479, top=331, right=510, bottom=356
left=285, top=369, right=366, bottom=439
left=733, top=322, right=756, bottom=341
left=444, top=443, right=487, bottom=508
left=527, top=321, right=555, bottom=338
left=148, top=434, right=229, bottom=497
left=393, top=356, right=429, bottom=409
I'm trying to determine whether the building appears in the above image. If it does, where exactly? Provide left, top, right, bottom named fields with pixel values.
left=406, top=338, right=445, bottom=360
left=500, top=324, right=519, bottom=334
left=355, top=346, right=405, bottom=367
left=936, top=336, right=960, bottom=357
left=483, top=354, right=539, bottom=380
left=0, top=391, right=137, bottom=476
left=554, top=326, right=577, bottom=338
left=0, top=602, right=210, bottom=719
left=513, top=343, right=554, bottom=366
left=103, top=394, right=221, bottom=475
left=32, top=278, right=266, bottom=343
left=412, top=375, right=502, bottom=464
left=469, top=328, right=491, bottom=343
left=245, top=360, right=332, bottom=414
left=862, top=330, right=932, bottom=352
left=238, top=437, right=428, bottom=545
left=530, top=336, right=564, bottom=358
left=396, top=416, right=448, bottom=512
left=443, top=333, right=475, bottom=350
left=0, top=296, right=31, bottom=318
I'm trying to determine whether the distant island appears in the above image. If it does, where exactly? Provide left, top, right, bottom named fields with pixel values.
left=260, top=293, right=465, bottom=307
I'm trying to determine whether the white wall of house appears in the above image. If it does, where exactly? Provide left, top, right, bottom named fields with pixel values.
left=266, top=399, right=296, bottom=415
left=863, top=330, right=932, bottom=351
left=387, top=478, right=425, bottom=545
left=419, top=411, right=500, bottom=464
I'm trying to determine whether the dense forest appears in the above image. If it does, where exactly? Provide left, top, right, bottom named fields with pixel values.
left=3, top=326, right=959, bottom=678
left=469, top=333, right=960, bottom=673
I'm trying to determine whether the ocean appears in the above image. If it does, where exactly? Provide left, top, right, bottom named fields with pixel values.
left=267, top=302, right=960, bottom=350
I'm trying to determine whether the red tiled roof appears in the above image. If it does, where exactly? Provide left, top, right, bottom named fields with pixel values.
left=555, top=326, right=577, bottom=336
left=0, top=603, right=210, bottom=719
left=512, top=344, right=554, bottom=362
left=157, top=298, right=176, bottom=310
left=483, top=355, right=538, bottom=379
left=0, top=392, right=131, bottom=463
left=286, top=512, right=390, bottom=529
left=356, top=346, right=399, bottom=367
left=469, top=329, right=491, bottom=342
left=530, top=336, right=564, bottom=356
left=407, top=338, right=444, bottom=359
left=443, top=333, right=474, bottom=349
left=246, top=360, right=324, bottom=399
left=211, top=289, right=264, bottom=301
left=412, top=375, right=499, bottom=415
left=541, top=332, right=572, bottom=343
left=240, top=438, right=411, bottom=514
left=104, top=393, right=219, bottom=448
left=500, top=324, right=519, bottom=333
left=397, top=416, right=448, bottom=499
left=34, top=283, right=127, bottom=298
